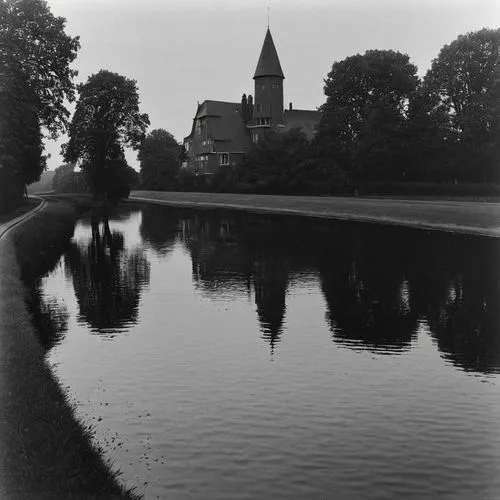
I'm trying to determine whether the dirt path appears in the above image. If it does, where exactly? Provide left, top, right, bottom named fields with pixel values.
left=130, top=191, right=500, bottom=237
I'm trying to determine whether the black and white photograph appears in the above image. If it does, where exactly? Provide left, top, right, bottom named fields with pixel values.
left=1, top=0, right=499, bottom=498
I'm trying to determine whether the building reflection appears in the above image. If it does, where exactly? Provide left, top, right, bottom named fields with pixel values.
left=64, top=215, right=150, bottom=337
left=158, top=207, right=499, bottom=373
left=172, top=211, right=295, bottom=352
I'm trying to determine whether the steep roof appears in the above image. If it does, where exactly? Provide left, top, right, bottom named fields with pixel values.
left=254, top=29, right=285, bottom=79
left=185, top=100, right=252, bottom=154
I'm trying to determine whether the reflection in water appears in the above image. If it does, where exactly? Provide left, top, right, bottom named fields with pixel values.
left=28, top=280, right=69, bottom=351
left=139, top=205, right=179, bottom=256
left=64, top=215, right=150, bottom=337
left=139, top=207, right=499, bottom=373
left=33, top=205, right=500, bottom=499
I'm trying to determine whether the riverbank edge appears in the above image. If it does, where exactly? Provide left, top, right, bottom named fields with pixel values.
left=127, top=191, right=500, bottom=238
left=0, top=197, right=140, bottom=500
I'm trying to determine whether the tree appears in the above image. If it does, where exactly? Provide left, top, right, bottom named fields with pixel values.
left=237, top=128, right=312, bottom=193
left=63, top=70, right=150, bottom=199
left=0, top=0, right=80, bottom=138
left=0, top=0, right=79, bottom=207
left=424, top=28, right=500, bottom=182
left=138, top=128, right=180, bottom=190
left=315, top=50, right=419, bottom=179
left=0, top=65, right=44, bottom=186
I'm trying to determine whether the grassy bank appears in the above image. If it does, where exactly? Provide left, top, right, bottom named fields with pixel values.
left=129, top=191, right=500, bottom=237
left=0, top=198, right=40, bottom=226
left=0, top=198, right=139, bottom=499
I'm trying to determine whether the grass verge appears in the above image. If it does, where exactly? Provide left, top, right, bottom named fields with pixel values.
left=0, top=198, right=40, bottom=226
left=0, top=198, right=140, bottom=500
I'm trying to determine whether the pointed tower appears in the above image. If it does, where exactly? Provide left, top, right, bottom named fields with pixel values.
left=251, top=29, right=285, bottom=139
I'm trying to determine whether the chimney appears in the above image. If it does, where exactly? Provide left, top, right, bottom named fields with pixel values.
left=289, top=102, right=293, bottom=111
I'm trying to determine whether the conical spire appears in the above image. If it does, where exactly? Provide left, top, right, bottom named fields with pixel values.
left=253, top=28, right=284, bottom=79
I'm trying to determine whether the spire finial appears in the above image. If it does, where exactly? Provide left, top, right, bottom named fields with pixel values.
left=267, top=3, right=270, bottom=29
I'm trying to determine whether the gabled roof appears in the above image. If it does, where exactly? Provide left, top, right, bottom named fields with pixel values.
left=254, top=28, right=285, bottom=79
left=185, top=100, right=252, bottom=154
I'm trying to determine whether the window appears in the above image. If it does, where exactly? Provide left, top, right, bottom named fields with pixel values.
left=257, top=117, right=270, bottom=126
left=219, top=153, right=229, bottom=166
left=255, top=103, right=262, bottom=112
left=185, top=141, right=190, bottom=152
left=272, top=83, right=280, bottom=89
left=195, top=118, right=205, bottom=136
left=252, top=131, right=259, bottom=144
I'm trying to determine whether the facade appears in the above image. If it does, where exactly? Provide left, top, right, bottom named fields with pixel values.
left=183, top=28, right=321, bottom=174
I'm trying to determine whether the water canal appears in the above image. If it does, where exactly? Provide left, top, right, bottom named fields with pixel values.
left=30, top=204, right=500, bottom=499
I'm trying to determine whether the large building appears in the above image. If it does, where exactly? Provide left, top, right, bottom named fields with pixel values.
left=183, top=28, right=321, bottom=175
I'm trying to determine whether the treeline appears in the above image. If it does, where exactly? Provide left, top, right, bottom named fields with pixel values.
left=1, top=0, right=150, bottom=208
left=213, top=28, right=500, bottom=196
left=134, top=28, right=500, bottom=197
left=3, top=0, right=499, bottom=207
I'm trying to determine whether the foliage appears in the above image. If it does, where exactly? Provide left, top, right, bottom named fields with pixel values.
left=0, top=0, right=80, bottom=138
left=63, top=70, right=149, bottom=199
left=316, top=49, right=419, bottom=180
left=0, top=0, right=79, bottom=208
left=52, top=163, right=87, bottom=193
left=237, top=128, right=310, bottom=193
left=138, top=129, right=181, bottom=190
left=0, top=65, right=45, bottom=187
left=423, top=28, right=500, bottom=182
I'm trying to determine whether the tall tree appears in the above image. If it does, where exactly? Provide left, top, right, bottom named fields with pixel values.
left=316, top=50, right=419, bottom=180
left=63, top=70, right=149, bottom=199
left=0, top=0, right=79, bottom=208
left=0, top=0, right=80, bottom=137
left=138, top=128, right=180, bottom=190
left=424, top=28, right=500, bottom=182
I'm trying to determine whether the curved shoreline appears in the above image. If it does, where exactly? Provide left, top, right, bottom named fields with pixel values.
left=129, top=191, right=500, bottom=238
left=0, top=198, right=138, bottom=499
left=0, top=196, right=45, bottom=240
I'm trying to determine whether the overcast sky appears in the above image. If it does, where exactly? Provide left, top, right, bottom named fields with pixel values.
left=44, top=0, right=500, bottom=171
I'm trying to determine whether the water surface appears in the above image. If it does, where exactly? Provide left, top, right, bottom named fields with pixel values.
left=32, top=205, right=500, bottom=499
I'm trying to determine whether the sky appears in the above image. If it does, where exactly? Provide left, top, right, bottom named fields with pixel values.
left=44, top=0, right=500, bottom=171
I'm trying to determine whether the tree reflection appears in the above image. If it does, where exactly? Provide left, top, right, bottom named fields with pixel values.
left=27, top=282, right=69, bottom=351
left=421, top=236, right=500, bottom=373
left=139, top=205, right=180, bottom=256
left=318, top=225, right=418, bottom=353
left=65, top=215, right=150, bottom=336
left=149, top=205, right=499, bottom=373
